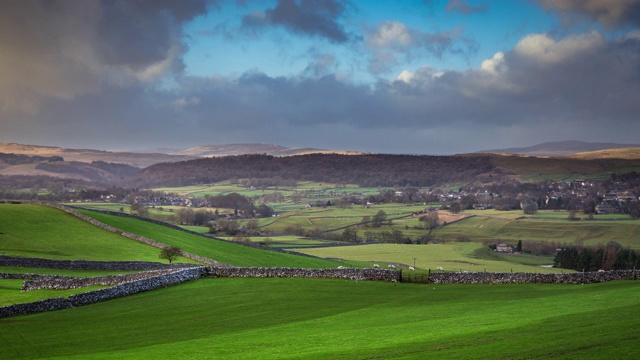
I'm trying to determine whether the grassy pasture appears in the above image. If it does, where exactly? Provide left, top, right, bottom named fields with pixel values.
left=219, top=235, right=339, bottom=248
left=435, top=215, right=640, bottom=249
left=0, top=266, right=136, bottom=277
left=0, top=204, right=198, bottom=264
left=294, top=243, right=561, bottom=273
left=77, top=210, right=340, bottom=268
left=259, top=204, right=425, bottom=234
left=0, top=280, right=107, bottom=307
left=1, top=278, right=638, bottom=359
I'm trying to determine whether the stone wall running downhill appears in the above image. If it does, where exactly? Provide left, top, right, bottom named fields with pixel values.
left=0, top=267, right=206, bottom=318
left=22, top=202, right=228, bottom=267
left=67, top=267, right=207, bottom=307
left=20, top=268, right=191, bottom=291
left=0, top=298, right=73, bottom=319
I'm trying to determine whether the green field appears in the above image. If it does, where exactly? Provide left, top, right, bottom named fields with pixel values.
left=0, top=279, right=107, bottom=307
left=0, top=204, right=198, bottom=264
left=77, top=210, right=340, bottom=268
left=435, top=215, right=640, bottom=249
left=153, top=181, right=386, bottom=212
left=293, top=243, right=561, bottom=273
left=1, top=278, right=639, bottom=359
left=2, top=203, right=640, bottom=358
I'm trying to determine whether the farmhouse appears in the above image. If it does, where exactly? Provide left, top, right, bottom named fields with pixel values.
left=595, top=202, right=619, bottom=215
left=496, top=243, right=513, bottom=253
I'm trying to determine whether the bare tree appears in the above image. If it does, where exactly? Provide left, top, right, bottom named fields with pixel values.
left=159, top=246, right=182, bottom=264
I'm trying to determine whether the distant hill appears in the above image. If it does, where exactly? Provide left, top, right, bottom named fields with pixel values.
left=0, top=143, right=196, bottom=168
left=0, top=142, right=368, bottom=182
left=482, top=141, right=640, bottom=157
left=568, top=147, right=640, bottom=160
left=173, top=143, right=370, bottom=157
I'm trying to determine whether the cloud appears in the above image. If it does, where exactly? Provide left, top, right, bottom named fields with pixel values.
left=366, top=21, right=475, bottom=73
left=446, top=0, right=488, bottom=14
left=539, top=0, right=640, bottom=28
left=0, top=0, right=208, bottom=114
left=0, top=5, right=640, bottom=153
left=241, top=0, right=351, bottom=43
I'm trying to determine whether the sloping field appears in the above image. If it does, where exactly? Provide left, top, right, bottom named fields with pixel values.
left=77, top=210, right=340, bottom=268
left=435, top=216, right=640, bottom=249
left=1, top=278, right=638, bottom=359
left=0, top=204, right=197, bottom=263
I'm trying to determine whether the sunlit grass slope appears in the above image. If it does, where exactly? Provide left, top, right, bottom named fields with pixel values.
left=295, top=243, right=561, bottom=273
left=0, top=204, right=196, bottom=263
left=1, top=278, right=638, bottom=359
left=435, top=215, right=640, bottom=249
left=78, top=210, right=340, bottom=268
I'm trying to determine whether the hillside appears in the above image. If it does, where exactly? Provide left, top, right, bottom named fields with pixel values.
left=569, top=147, right=640, bottom=160
left=483, top=141, right=640, bottom=157
left=124, top=153, right=498, bottom=188
left=124, top=152, right=640, bottom=188
left=174, top=143, right=369, bottom=157
left=0, top=143, right=196, bottom=168
left=0, top=153, right=139, bottom=183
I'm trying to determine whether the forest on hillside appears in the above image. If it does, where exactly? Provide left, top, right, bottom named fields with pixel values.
left=124, top=154, right=498, bottom=188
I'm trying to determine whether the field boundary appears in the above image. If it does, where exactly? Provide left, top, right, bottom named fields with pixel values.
left=16, top=202, right=228, bottom=267
left=0, top=266, right=400, bottom=318
left=402, top=269, right=639, bottom=284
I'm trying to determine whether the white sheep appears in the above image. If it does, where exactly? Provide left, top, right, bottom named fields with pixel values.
left=408, top=266, right=415, bottom=271
left=437, top=266, right=444, bottom=271
left=388, top=264, right=396, bottom=269
left=373, top=264, right=380, bottom=268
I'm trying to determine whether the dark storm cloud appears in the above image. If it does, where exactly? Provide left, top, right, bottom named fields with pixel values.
left=241, top=0, right=351, bottom=43
left=93, top=0, right=208, bottom=69
left=539, top=0, right=640, bottom=28
left=0, top=0, right=208, bottom=113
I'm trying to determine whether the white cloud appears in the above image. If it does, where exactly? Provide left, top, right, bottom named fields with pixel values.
left=480, top=52, right=506, bottom=74
left=368, top=21, right=414, bottom=48
left=514, top=32, right=606, bottom=65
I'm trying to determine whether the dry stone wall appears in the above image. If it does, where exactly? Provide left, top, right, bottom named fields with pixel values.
left=0, top=298, right=72, bottom=318
left=23, top=202, right=227, bottom=267
left=0, top=255, right=196, bottom=271
left=206, top=267, right=401, bottom=282
left=68, top=267, right=207, bottom=306
left=426, top=270, right=639, bottom=284
left=0, top=267, right=206, bottom=318
left=20, top=268, right=192, bottom=291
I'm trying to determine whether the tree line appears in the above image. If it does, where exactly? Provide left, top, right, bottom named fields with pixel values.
left=125, top=153, right=495, bottom=188
left=554, top=241, right=638, bottom=271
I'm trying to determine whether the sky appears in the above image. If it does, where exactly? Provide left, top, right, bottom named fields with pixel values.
left=1, top=0, right=639, bottom=155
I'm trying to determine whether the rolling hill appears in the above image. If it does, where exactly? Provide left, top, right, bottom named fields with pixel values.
left=0, top=143, right=196, bottom=168
left=483, top=140, right=640, bottom=157
left=173, top=143, right=369, bottom=157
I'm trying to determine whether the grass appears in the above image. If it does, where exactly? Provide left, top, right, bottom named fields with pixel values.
left=77, top=210, right=340, bottom=268
left=435, top=215, right=640, bottom=249
left=293, top=243, right=562, bottom=273
left=219, top=235, right=340, bottom=248
left=0, top=204, right=197, bottom=264
left=0, top=266, right=137, bottom=277
left=0, top=278, right=638, bottom=359
left=0, top=280, right=107, bottom=307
